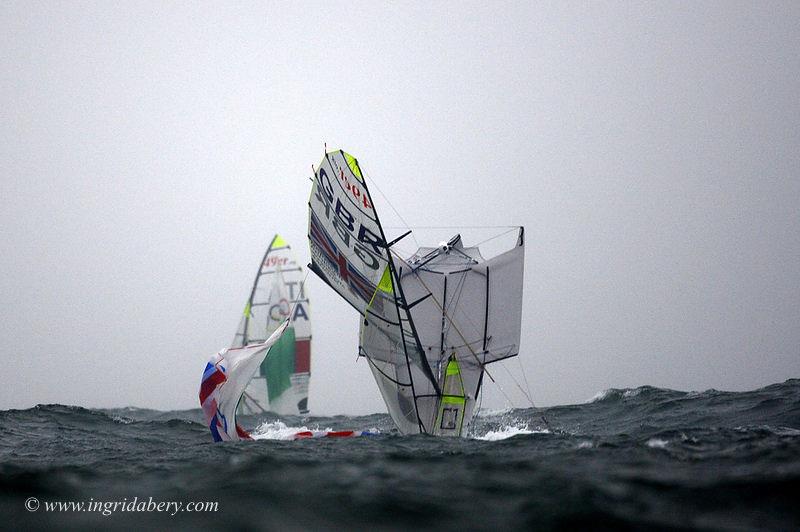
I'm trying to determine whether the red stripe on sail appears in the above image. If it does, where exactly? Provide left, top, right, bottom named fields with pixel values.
left=199, top=369, right=226, bottom=404
left=236, top=423, right=252, bottom=440
left=295, top=339, right=311, bottom=373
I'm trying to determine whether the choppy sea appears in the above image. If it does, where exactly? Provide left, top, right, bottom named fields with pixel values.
left=2, top=379, right=799, bottom=530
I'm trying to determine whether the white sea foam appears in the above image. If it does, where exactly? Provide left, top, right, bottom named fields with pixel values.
left=474, top=424, right=549, bottom=441
left=475, top=407, right=515, bottom=418
left=588, top=387, right=645, bottom=402
left=588, top=389, right=614, bottom=403
left=250, top=420, right=331, bottom=441
left=646, top=438, right=669, bottom=449
left=734, top=425, right=800, bottom=436
left=249, top=420, right=381, bottom=440
left=576, top=440, right=594, bottom=449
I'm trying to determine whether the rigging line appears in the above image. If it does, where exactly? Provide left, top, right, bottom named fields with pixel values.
left=479, top=363, right=516, bottom=411
left=444, top=271, right=469, bottom=343
left=241, top=391, right=268, bottom=414
left=472, top=227, right=520, bottom=249
left=516, top=354, right=536, bottom=408
left=470, top=382, right=485, bottom=438
left=362, top=170, right=420, bottom=250
left=497, top=358, right=537, bottom=409
left=396, top=250, right=498, bottom=383
left=389, top=226, right=521, bottom=268
left=396, top=251, right=536, bottom=410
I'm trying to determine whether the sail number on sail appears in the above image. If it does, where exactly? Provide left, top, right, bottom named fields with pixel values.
left=335, top=165, right=373, bottom=210
left=312, top=167, right=385, bottom=272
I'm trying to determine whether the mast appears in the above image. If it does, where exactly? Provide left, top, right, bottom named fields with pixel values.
left=240, top=235, right=279, bottom=346
left=347, top=151, right=441, bottom=432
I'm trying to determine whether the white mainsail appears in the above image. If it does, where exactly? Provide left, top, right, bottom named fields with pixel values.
left=307, top=150, right=525, bottom=436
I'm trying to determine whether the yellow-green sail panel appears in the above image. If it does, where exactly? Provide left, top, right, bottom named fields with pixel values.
left=343, top=151, right=363, bottom=182
left=436, top=355, right=467, bottom=436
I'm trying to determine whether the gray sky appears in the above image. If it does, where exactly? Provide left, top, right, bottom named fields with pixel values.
left=1, top=1, right=798, bottom=414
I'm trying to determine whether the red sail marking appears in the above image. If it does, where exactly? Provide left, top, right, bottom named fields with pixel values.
left=295, top=339, right=311, bottom=373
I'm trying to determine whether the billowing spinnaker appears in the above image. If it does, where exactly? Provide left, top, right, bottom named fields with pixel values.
left=200, top=319, right=289, bottom=442
left=307, top=150, right=525, bottom=437
left=233, top=235, right=311, bottom=415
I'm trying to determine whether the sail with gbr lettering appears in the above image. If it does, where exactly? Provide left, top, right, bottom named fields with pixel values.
left=307, top=149, right=525, bottom=436
left=233, top=235, right=311, bottom=415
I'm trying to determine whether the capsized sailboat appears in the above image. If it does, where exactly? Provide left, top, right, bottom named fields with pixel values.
left=200, top=319, right=289, bottom=441
left=307, top=149, right=525, bottom=437
left=233, top=235, right=312, bottom=415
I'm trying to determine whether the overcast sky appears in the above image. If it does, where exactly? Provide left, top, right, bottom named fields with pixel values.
left=1, top=1, right=798, bottom=414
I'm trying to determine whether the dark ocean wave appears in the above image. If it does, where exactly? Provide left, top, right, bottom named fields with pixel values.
left=3, top=379, right=799, bottom=530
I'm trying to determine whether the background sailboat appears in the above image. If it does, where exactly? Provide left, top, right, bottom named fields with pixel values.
left=233, top=235, right=312, bottom=415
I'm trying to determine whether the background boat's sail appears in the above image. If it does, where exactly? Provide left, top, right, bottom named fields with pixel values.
left=233, top=235, right=311, bottom=415
left=307, top=149, right=525, bottom=436
left=200, top=319, right=289, bottom=442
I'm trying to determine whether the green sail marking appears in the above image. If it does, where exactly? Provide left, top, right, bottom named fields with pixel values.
left=262, top=326, right=296, bottom=404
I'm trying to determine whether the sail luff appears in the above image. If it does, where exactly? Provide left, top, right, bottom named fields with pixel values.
left=241, top=235, right=278, bottom=346
left=348, top=158, right=439, bottom=394
left=337, top=151, right=441, bottom=392
left=307, top=150, right=441, bottom=433
left=335, top=151, right=431, bottom=433
left=385, top=253, right=442, bottom=397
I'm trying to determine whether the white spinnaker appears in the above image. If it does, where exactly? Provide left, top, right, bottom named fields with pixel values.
left=201, top=319, right=290, bottom=442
